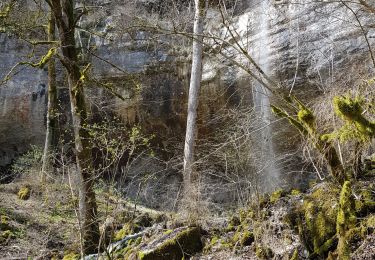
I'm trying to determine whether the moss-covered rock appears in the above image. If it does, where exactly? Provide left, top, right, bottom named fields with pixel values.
left=138, top=227, right=203, bottom=260
left=62, top=252, right=80, bottom=260
left=297, top=184, right=340, bottom=256
left=114, top=222, right=141, bottom=241
left=17, top=186, right=30, bottom=200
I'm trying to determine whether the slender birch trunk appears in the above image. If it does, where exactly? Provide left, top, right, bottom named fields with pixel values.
left=48, top=0, right=99, bottom=254
left=183, top=0, right=205, bottom=189
left=42, top=11, right=58, bottom=179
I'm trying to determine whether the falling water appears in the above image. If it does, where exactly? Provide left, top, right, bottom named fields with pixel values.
left=252, top=1, right=280, bottom=191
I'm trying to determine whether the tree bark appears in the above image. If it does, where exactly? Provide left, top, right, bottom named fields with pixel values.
left=183, top=0, right=205, bottom=189
left=48, top=0, right=99, bottom=254
left=42, top=11, right=58, bottom=179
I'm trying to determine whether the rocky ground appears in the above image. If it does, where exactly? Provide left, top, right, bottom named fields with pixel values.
left=0, top=169, right=374, bottom=260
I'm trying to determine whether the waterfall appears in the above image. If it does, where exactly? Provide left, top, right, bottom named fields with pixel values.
left=252, top=1, right=280, bottom=191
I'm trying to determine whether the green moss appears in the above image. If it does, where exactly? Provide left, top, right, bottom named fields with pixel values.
left=240, top=231, right=254, bottom=246
left=114, top=222, right=140, bottom=241
left=203, top=235, right=219, bottom=253
left=333, top=96, right=362, bottom=122
left=62, top=252, right=80, bottom=260
left=138, top=227, right=202, bottom=260
left=355, top=188, right=375, bottom=216
left=229, top=215, right=241, bottom=226
left=337, top=181, right=356, bottom=260
left=298, top=184, right=339, bottom=256
left=210, top=236, right=219, bottom=246
left=270, top=189, right=285, bottom=203
left=290, top=248, right=298, bottom=260
left=0, top=230, right=15, bottom=243
left=298, top=108, right=315, bottom=128
left=271, top=105, right=306, bottom=134
left=291, top=189, right=301, bottom=196
left=314, top=235, right=337, bottom=256
left=163, top=229, right=173, bottom=235
left=255, top=245, right=274, bottom=259
left=337, top=182, right=356, bottom=234
left=366, top=215, right=375, bottom=228
left=258, top=194, right=270, bottom=208
left=226, top=215, right=240, bottom=232
left=220, top=241, right=232, bottom=249
left=332, top=96, right=375, bottom=142
left=17, top=187, right=30, bottom=200
left=239, top=209, right=248, bottom=223
left=135, top=236, right=142, bottom=245
left=0, top=215, right=10, bottom=230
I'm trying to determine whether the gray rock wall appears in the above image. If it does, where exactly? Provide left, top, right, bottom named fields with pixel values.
left=0, top=35, right=47, bottom=165
left=0, top=0, right=374, bottom=167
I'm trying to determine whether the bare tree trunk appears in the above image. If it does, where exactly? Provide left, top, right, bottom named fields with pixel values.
left=183, top=0, right=205, bottom=191
left=42, top=11, right=58, bottom=179
left=48, top=0, right=99, bottom=254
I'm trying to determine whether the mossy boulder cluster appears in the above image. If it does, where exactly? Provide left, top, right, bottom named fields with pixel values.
left=138, top=226, right=203, bottom=260
left=286, top=181, right=375, bottom=258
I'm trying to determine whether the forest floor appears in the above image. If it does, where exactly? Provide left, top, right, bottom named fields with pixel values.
left=0, top=170, right=374, bottom=259
left=0, top=173, right=79, bottom=259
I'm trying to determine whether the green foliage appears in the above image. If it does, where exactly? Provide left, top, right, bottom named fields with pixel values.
left=11, top=145, right=43, bottom=175
left=85, top=119, right=155, bottom=173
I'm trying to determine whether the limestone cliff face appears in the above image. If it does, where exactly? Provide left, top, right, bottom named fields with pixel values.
left=0, top=35, right=47, bottom=165
left=0, top=0, right=374, bottom=166
left=204, top=0, right=375, bottom=88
